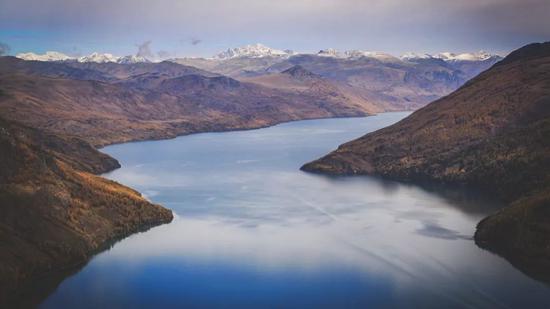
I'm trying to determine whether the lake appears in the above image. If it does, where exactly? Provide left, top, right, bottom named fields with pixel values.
left=41, top=112, right=550, bottom=308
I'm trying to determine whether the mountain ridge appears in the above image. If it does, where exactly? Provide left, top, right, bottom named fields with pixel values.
left=0, top=56, right=370, bottom=147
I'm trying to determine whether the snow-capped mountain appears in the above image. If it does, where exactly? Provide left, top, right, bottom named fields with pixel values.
left=213, top=43, right=292, bottom=59
left=434, top=51, right=495, bottom=61
left=401, top=51, right=499, bottom=62
left=115, top=55, right=150, bottom=64
left=16, top=51, right=74, bottom=62
left=317, top=48, right=343, bottom=58
left=16, top=51, right=151, bottom=63
left=344, top=50, right=399, bottom=61
left=317, top=49, right=400, bottom=61
left=400, top=52, right=433, bottom=61
left=77, top=52, right=119, bottom=63
left=315, top=49, right=499, bottom=63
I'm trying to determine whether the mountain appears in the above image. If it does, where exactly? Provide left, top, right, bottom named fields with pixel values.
left=317, top=48, right=343, bottom=58
left=301, top=42, right=550, bottom=281
left=171, top=44, right=501, bottom=111
left=213, top=43, right=293, bottom=59
left=266, top=53, right=499, bottom=111
left=0, top=56, right=369, bottom=147
left=241, top=65, right=382, bottom=113
left=345, top=50, right=400, bottom=62
left=0, top=117, right=173, bottom=305
left=173, top=55, right=288, bottom=78
left=401, top=51, right=498, bottom=62
left=117, top=54, right=151, bottom=64
left=16, top=51, right=151, bottom=64
left=435, top=51, right=496, bottom=61
left=76, top=52, right=119, bottom=63
left=15, top=51, right=74, bottom=62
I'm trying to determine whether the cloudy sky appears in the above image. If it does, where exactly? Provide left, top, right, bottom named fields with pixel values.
left=0, top=0, right=549, bottom=58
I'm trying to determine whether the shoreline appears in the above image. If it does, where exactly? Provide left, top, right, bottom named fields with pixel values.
left=96, top=113, right=383, bottom=149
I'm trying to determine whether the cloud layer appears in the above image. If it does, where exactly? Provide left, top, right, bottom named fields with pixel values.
left=0, top=0, right=548, bottom=56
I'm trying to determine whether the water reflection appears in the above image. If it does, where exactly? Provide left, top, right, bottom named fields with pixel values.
left=40, top=113, right=550, bottom=308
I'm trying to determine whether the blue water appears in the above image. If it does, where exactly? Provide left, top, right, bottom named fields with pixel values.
left=41, top=112, right=550, bottom=308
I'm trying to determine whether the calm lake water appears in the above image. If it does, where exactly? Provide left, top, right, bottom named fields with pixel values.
left=41, top=112, right=550, bottom=308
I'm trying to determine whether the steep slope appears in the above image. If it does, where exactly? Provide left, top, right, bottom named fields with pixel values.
left=0, top=117, right=173, bottom=305
left=301, top=42, right=550, bottom=280
left=0, top=57, right=369, bottom=147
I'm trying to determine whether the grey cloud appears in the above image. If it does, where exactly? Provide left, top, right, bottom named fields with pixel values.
left=136, top=40, right=154, bottom=59
left=0, top=42, right=10, bottom=56
left=191, top=38, right=202, bottom=45
left=0, top=0, right=549, bottom=56
left=157, top=50, right=170, bottom=59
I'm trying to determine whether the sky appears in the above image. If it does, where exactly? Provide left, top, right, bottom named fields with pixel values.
left=0, top=0, right=549, bottom=59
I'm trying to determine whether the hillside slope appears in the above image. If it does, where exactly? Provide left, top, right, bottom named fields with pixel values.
left=0, top=118, right=173, bottom=304
left=301, top=42, right=550, bottom=280
left=241, top=65, right=383, bottom=113
left=0, top=57, right=369, bottom=147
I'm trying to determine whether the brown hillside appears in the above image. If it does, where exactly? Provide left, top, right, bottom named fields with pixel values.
left=0, top=118, right=173, bottom=304
left=0, top=57, right=369, bottom=147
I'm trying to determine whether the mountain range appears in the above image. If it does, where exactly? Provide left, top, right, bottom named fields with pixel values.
left=15, top=44, right=501, bottom=112
left=16, top=43, right=499, bottom=63
left=16, top=51, right=150, bottom=64
left=0, top=56, right=368, bottom=147
left=173, top=44, right=502, bottom=111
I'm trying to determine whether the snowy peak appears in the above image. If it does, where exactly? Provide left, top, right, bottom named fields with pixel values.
left=16, top=51, right=74, bottom=62
left=116, top=55, right=151, bottom=64
left=401, top=51, right=501, bottom=62
left=15, top=51, right=151, bottom=63
left=317, top=48, right=343, bottom=58
left=435, top=51, right=496, bottom=61
left=77, top=52, right=119, bottom=63
left=213, top=43, right=292, bottom=59
left=317, top=49, right=402, bottom=62
left=344, top=50, right=399, bottom=61
left=400, top=52, right=433, bottom=61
